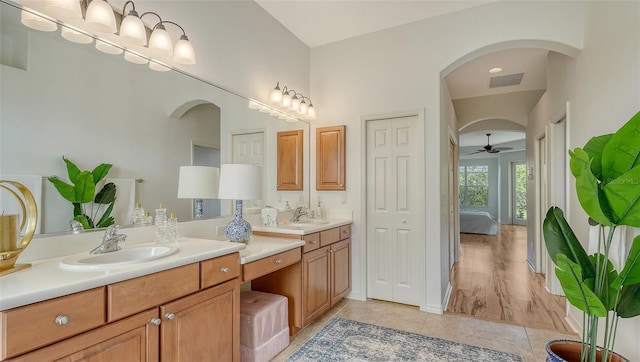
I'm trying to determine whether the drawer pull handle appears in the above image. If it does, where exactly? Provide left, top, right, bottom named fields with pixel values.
left=165, top=313, right=176, bottom=320
left=310, top=240, right=317, bottom=244
left=55, top=314, right=70, bottom=326
left=151, top=318, right=162, bottom=326
left=275, top=258, right=282, bottom=264
left=220, top=267, right=230, bottom=273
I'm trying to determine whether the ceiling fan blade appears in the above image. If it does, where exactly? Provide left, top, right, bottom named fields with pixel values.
left=467, top=150, right=486, bottom=155
left=493, top=147, right=513, bottom=151
left=487, top=149, right=500, bottom=154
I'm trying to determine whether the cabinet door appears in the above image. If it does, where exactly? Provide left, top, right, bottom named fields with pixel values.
left=12, top=309, right=159, bottom=362
left=277, top=129, right=304, bottom=190
left=160, top=279, right=240, bottom=362
left=331, top=238, right=352, bottom=305
left=316, top=125, right=346, bottom=190
left=302, top=246, right=331, bottom=326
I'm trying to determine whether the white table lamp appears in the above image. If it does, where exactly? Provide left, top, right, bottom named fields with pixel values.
left=177, top=166, right=219, bottom=219
left=218, top=164, right=262, bottom=243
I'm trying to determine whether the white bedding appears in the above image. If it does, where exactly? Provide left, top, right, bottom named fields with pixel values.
left=460, top=209, right=499, bottom=235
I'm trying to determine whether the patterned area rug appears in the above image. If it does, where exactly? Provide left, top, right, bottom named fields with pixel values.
left=287, top=317, right=524, bottom=362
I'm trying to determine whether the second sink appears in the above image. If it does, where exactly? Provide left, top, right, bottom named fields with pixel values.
left=60, top=245, right=178, bottom=270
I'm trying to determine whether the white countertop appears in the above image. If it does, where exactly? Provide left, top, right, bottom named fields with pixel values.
left=252, top=218, right=352, bottom=235
left=240, top=235, right=305, bottom=264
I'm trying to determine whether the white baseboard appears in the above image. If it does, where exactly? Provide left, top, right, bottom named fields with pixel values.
left=565, top=307, right=582, bottom=336
left=422, top=303, right=444, bottom=314
left=442, top=282, right=452, bottom=312
left=345, top=291, right=366, bottom=301
left=527, top=258, right=536, bottom=273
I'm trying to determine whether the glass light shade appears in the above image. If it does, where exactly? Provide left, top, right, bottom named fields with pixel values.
left=21, top=10, right=58, bottom=32
left=299, top=100, right=308, bottom=114
left=248, top=100, right=260, bottom=109
left=119, top=12, right=147, bottom=46
left=149, top=60, right=171, bottom=72
left=95, top=38, right=123, bottom=54
left=124, top=50, right=149, bottom=64
left=307, top=105, right=316, bottom=120
left=85, top=0, right=117, bottom=34
left=148, top=25, right=173, bottom=59
left=173, top=36, right=195, bottom=65
left=218, top=164, right=263, bottom=201
left=270, top=86, right=282, bottom=104
left=282, top=93, right=292, bottom=108
left=269, top=109, right=279, bottom=116
left=61, top=25, right=93, bottom=44
left=177, top=166, right=219, bottom=199
left=46, top=0, right=82, bottom=20
left=291, top=96, right=300, bottom=111
left=259, top=105, right=270, bottom=113
left=285, top=116, right=297, bottom=123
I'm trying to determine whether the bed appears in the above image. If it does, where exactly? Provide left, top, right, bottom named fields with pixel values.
left=459, top=209, right=499, bottom=235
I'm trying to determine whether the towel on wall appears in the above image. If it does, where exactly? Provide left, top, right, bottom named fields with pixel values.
left=105, top=178, right=136, bottom=226
left=0, top=174, right=43, bottom=234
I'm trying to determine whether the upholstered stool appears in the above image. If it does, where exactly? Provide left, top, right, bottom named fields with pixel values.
left=240, top=291, right=289, bottom=362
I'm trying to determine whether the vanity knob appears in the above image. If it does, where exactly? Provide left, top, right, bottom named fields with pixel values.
left=220, top=267, right=230, bottom=273
left=309, top=240, right=317, bottom=244
left=340, top=184, right=344, bottom=187
left=151, top=318, right=162, bottom=326
left=275, top=258, right=282, bottom=264
left=55, top=314, right=70, bottom=326
left=165, top=313, right=176, bottom=320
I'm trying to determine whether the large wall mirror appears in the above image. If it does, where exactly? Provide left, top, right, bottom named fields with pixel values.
left=0, top=1, right=310, bottom=234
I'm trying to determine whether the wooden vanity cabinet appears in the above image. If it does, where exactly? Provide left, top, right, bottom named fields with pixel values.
left=316, top=125, right=346, bottom=190
left=1, top=253, right=241, bottom=362
left=277, top=129, right=304, bottom=190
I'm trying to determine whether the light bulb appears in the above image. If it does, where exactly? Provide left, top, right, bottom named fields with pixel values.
left=119, top=10, right=147, bottom=46
left=148, top=24, right=173, bottom=59
left=173, top=35, right=195, bottom=65
left=85, top=0, right=117, bottom=34
left=21, top=10, right=58, bottom=32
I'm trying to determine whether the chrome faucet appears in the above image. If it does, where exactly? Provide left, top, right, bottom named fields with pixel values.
left=90, top=225, right=126, bottom=254
left=290, top=206, right=307, bottom=222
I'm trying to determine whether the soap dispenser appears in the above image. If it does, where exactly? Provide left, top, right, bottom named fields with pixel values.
left=316, top=202, right=325, bottom=220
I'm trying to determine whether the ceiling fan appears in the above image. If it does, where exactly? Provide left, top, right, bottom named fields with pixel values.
left=468, top=133, right=513, bottom=155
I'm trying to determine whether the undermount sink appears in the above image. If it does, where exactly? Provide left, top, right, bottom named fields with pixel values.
left=60, top=245, right=178, bottom=270
left=287, top=219, right=329, bottom=227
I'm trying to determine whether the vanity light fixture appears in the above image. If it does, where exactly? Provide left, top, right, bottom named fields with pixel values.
left=149, top=60, right=171, bottom=72
left=95, top=38, right=124, bottom=55
left=21, top=9, right=58, bottom=32
left=269, top=82, right=317, bottom=120
left=61, top=24, right=93, bottom=44
left=124, top=49, right=149, bottom=64
left=45, top=0, right=82, bottom=20
left=85, top=0, right=117, bottom=34
left=119, top=1, right=147, bottom=46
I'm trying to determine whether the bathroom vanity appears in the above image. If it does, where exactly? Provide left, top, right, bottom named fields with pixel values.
left=0, top=219, right=352, bottom=361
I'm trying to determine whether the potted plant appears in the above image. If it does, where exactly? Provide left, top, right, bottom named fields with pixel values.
left=543, top=111, right=640, bottom=362
left=48, top=156, right=117, bottom=230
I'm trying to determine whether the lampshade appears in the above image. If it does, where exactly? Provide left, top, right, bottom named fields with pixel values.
left=173, top=35, right=195, bottom=65
left=218, top=164, right=262, bottom=200
left=119, top=10, right=147, bottom=46
left=148, top=24, right=173, bottom=59
left=177, top=166, right=219, bottom=199
left=85, top=0, right=117, bottom=34
left=61, top=25, right=93, bottom=44
left=45, top=0, right=82, bottom=20
left=21, top=10, right=58, bottom=32
left=270, top=83, right=283, bottom=104
left=95, top=38, right=123, bottom=54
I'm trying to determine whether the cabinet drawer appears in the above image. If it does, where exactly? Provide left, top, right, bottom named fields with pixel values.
left=302, top=233, right=320, bottom=253
left=108, top=264, right=199, bottom=322
left=320, top=227, right=340, bottom=247
left=243, top=248, right=301, bottom=281
left=201, top=252, right=240, bottom=289
left=339, top=224, right=351, bottom=240
left=0, top=287, right=106, bottom=360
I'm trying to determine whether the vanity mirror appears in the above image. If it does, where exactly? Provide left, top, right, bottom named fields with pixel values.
left=0, top=1, right=310, bottom=234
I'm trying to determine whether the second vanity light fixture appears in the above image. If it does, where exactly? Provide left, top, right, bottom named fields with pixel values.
left=269, top=82, right=317, bottom=120
left=19, top=0, right=196, bottom=71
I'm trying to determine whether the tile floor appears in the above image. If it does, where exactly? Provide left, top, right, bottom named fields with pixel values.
left=273, top=298, right=577, bottom=362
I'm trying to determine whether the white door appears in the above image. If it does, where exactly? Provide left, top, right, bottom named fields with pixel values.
left=231, top=132, right=264, bottom=209
left=511, top=162, right=527, bottom=226
left=366, top=115, right=423, bottom=306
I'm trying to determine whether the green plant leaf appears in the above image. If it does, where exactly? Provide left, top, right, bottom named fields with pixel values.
left=589, top=253, right=619, bottom=309
left=73, top=203, right=82, bottom=217
left=583, top=134, right=613, bottom=182
left=555, top=254, right=607, bottom=317
left=601, top=110, right=640, bottom=183
left=48, top=177, right=76, bottom=202
left=92, top=163, right=113, bottom=184
left=569, top=149, right=613, bottom=226
left=73, top=215, right=91, bottom=230
left=63, top=156, right=81, bottom=184
left=96, top=201, right=115, bottom=228
left=619, top=235, right=640, bottom=286
left=616, top=282, right=640, bottom=318
left=543, top=207, right=596, bottom=279
left=603, top=165, right=640, bottom=227
left=73, top=172, right=96, bottom=204
left=95, top=182, right=117, bottom=204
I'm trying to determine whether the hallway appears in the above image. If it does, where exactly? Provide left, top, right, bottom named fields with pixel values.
left=447, top=225, right=573, bottom=333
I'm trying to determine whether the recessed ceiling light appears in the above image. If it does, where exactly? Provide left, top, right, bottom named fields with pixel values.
left=489, top=67, right=503, bottom=74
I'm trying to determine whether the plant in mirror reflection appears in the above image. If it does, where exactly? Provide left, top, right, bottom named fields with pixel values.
left=48, top=156, right=117, bottom=230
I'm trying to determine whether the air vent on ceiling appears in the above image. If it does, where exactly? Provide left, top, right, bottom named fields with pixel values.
left=489, top=73, right=524, bottom=88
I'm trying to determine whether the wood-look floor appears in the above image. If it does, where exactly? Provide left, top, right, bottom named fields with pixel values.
left=446, top=225, right=573, bottom=333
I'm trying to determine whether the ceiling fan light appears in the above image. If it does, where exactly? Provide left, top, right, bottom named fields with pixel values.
left=21, top=9, right=58, bottom=32
left=45, top=0, right=82, bottom=20
left=148, top=24, right=173, bottom=59
left=85, top=0, right=117, bottom=34
left=119, top=10, right=147, bottom=46
left=173, top=35, right=195, bottom=64
left=61, top=25, right=93, bottom=44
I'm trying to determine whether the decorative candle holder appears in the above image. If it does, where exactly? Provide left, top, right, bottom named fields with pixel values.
left=0, top=180, right=38, bottom=276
